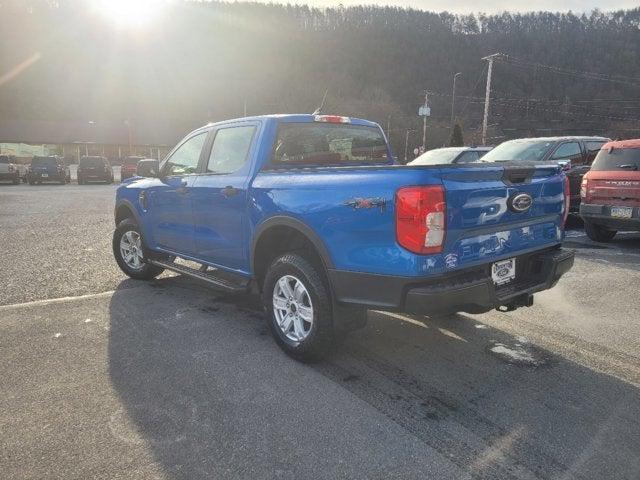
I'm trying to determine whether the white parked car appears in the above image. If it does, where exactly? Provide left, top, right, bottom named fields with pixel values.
left=408, top=146, right=493, bottom=166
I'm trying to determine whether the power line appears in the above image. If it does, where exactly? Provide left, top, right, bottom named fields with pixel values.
left=499, top=55, right=640, bottom=88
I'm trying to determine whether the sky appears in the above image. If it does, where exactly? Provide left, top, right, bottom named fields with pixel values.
left=259, top=0, right=639, bottom=13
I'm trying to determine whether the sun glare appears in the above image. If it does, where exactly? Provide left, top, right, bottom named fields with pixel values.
left=93, top=0, right=163, bottom=28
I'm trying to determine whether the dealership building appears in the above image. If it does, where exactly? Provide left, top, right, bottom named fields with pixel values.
left=0, top=118, right=189, bottom=163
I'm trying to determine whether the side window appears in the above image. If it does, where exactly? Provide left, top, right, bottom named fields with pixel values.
left=207, top=126, right=256, bottom=174
left=455, top=151, right=480, bottom=164
left=551, top=142, right=581, bottom=160
left=585, top=141, right=606, bottom=164
left=163, top=132, right=207, bottom=176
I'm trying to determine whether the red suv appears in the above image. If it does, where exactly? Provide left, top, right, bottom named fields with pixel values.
left=580, top=139, right=640, bottom=242
left=120, top=156, right=144, bottom=181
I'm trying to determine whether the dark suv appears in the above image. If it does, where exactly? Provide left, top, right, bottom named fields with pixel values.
left=28, top=156, right=70, bottom=185
left=481, top=136, right=610, bottom=212
left=77, top=156, right=114, bottom=184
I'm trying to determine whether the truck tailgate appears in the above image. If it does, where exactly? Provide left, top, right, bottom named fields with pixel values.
left=438, top=164, right=565, bottom=271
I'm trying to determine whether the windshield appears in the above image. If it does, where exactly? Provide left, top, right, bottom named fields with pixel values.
left=591, top=147, right=640, bottom=171
left=0, top=156, right=10, bottom=164
left=80, top=157, right=106, bottom=167
left=481, top=139, right=555, bottom=162
left=409, top=149, right=461, bottom=166
left=272, top=123, right=389, bottom=166
left=31, top=157, right=57, bottom=167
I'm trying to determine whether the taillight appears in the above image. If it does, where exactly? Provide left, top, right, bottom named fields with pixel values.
left=314, top=115, right=350, bottom=124
left=580, top=176, right=589, bottom=202
left=396, top=186, right=446, bottom=254
left=8, top=165, right=14, bottom=172
left=562, top=175, right=570, bottom=227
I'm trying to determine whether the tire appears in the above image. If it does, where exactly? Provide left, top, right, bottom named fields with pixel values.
left=112, top=218, right=164, bottom=280
left=263, top=253, right=336, bottom=362
left=28, top=179, right=35, bottom=185
left=584, top=221, right=616, bottom=242
left=78, top=177, right=83, bottom=185
left=12, top=176, right=19, bottom=185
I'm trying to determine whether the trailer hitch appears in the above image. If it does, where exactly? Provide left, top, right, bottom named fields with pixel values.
left=496, top=293, right=534, bottom=312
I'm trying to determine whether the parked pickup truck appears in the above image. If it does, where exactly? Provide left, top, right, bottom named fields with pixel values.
left=112, top=114, right=574, bottom=361
left=0, top=155, right=21, bottom=184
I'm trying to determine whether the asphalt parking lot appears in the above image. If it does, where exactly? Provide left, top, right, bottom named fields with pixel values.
left=1, top=183, right=640, bottom=479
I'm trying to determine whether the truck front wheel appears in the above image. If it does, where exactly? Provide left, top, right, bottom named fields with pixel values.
left=112, top=218, right=164, bottom=280
left=263, top=253, right=335, bottom=362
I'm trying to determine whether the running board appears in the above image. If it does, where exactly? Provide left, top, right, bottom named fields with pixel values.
left=148, top=258, right=250, bottom=293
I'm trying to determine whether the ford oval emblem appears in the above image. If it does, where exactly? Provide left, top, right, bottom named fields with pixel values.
left=508, top=193, right=533, bottom=213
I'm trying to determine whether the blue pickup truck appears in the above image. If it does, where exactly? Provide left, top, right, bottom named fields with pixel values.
left=112, top=114, right=574, bottom=361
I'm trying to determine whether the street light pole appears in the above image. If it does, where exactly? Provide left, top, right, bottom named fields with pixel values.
left=481, top=53, right=502, bottom=145
left=451, top=72, right=461, bottom=125
left=404, top=129, right=412, bottom=163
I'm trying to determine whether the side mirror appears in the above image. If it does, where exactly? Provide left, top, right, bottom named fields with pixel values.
left=137, top=159, right=160, bottom=178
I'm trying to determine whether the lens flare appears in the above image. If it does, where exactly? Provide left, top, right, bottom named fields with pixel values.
left=93, top=0, right=163, bottom=28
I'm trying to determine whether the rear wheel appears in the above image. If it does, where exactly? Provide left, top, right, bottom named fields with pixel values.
left=12, top=176, right=19, bottom=185
left=263, top=253, right=336, bottom=362
left=584, top=221, right=616, bottom=242
left=113, top=218, right=164, bottom=280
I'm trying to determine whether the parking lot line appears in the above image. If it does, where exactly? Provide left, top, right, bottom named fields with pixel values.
left=0, top=289, right=120, bottom=311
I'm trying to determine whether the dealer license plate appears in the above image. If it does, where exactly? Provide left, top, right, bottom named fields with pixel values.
left=492, top=258, right=516, bottom=285
left=611, top=206, right=633, bottom=218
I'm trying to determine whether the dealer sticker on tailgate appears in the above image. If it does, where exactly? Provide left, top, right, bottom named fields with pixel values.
left=492, top=258, right=516, bottom=285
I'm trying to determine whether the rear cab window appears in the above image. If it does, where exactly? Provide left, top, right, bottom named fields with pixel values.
left=271, top=122, right=389, bottom=167
left=31, top=157, right=58, bottom=167
left=591, top=147, right=640, bottom=171
left=80, top=157, right=107, bottom=167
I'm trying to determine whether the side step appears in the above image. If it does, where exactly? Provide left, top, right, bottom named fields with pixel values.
left=148, top=258, right=250, bottom=293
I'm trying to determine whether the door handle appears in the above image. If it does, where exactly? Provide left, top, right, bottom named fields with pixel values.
left=222, top=185, right=238, bottom=198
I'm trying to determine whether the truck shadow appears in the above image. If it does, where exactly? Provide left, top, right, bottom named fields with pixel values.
left=107, top=277, right=640, bottom=479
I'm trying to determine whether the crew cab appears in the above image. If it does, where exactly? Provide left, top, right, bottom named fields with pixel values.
left=0, top=155, right=21, bottom=184
left=112, top=114, right=574, bottom=361
left=580, top=139, right=640, bottom=242
left=481, top=136, right=609, bottom=212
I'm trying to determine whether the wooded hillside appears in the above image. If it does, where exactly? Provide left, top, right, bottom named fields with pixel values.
left=1, top=0, right=639, bottom=154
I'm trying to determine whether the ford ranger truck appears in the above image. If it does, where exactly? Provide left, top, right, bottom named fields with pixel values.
left=112, top=114, right=574, bottom=361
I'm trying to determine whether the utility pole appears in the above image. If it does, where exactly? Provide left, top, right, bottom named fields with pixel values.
left=481, top=53, right=502, bottom=145
left=386, top=115, right=391, bottom=140
left=422, top=91, right=429, bottom=153
left=243, top=99, right=247, bottom=117
left=451, top=72, right=461, bottom=125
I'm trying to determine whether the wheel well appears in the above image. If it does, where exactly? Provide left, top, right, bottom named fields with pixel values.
left=253, top=225, right=328, bottom=290
left=115, top=204, right=135, bottom=226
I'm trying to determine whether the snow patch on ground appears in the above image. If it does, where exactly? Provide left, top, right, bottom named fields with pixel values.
left=489, top=342, right=545, bottom=367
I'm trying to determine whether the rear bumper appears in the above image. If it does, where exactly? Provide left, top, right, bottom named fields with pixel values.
left=580, top=203, right=640, bottom=231
left=28, top=172, right=65, bottom=181
left=328, top=247, right=574, bottom=316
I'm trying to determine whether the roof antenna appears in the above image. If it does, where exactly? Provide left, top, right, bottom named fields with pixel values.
left=312, top=89, right=329, bottom=115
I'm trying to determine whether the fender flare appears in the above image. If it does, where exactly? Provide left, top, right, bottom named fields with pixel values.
left=251, top=216, right=335, bottom=274
left=114, top=199, right=141, bottom=226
